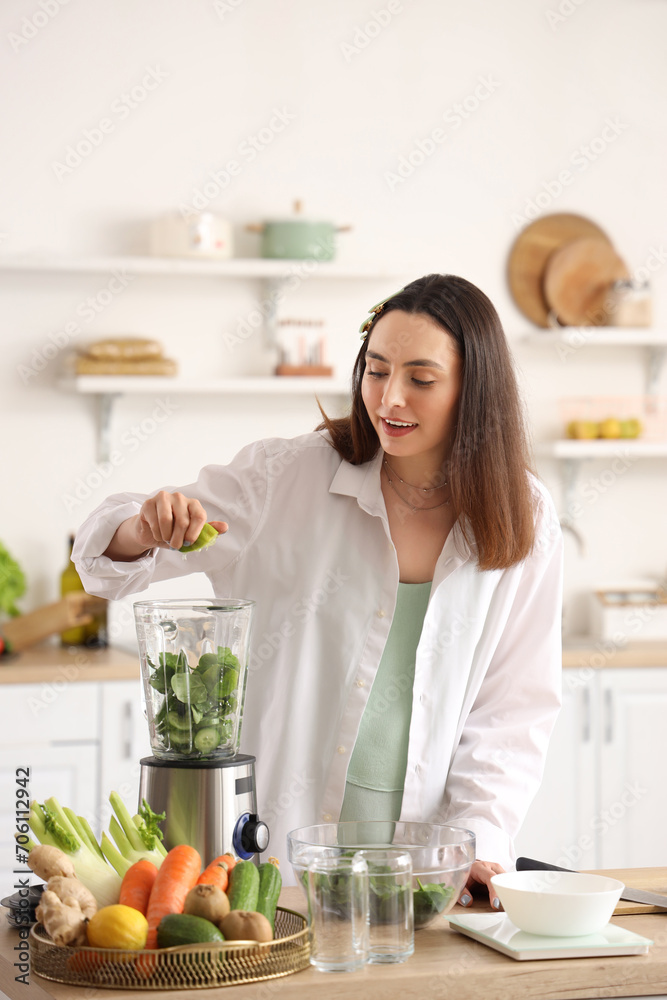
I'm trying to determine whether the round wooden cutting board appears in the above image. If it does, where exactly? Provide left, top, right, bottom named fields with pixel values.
left=507, top=213, right=611, bottom=327
left=544, top=236, right=630, bottom=326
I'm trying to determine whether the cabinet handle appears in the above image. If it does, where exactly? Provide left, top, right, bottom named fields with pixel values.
left=581, top=686, right=591, bottom=742
left=122, top=702, right=133, bottom=759
left=603, top=688, right=613, bottom=743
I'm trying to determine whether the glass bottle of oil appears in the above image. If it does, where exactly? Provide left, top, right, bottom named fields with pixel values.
left=60, top=535, right=108, bottom=647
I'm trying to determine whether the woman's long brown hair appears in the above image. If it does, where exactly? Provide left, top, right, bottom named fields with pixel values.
left=317, top=273, right=536, bottom=570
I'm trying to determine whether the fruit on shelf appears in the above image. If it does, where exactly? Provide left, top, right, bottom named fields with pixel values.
left=599, top=417, right=623, bottom=439
left=565, top=417, right=643, bottom=440
left=566, top=420, right=599, bottom=440
left=620, top=417, right=642, bottom=439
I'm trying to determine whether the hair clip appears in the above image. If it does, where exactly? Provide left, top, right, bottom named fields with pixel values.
left=359, top=289, right=404, bottom=340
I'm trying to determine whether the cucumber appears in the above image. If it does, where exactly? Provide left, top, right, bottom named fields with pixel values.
left=256, top=861, right=282, bottom=933
left=157, top=913, right=224, bottom=948
left=226, top=860, right=260, bottom=912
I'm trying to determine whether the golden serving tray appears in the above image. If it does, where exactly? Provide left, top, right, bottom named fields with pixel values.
left=31, top=906, right=310, bottom=990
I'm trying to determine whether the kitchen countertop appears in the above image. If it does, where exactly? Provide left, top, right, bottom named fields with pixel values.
left=0, top=643, right=140, bottom=684
left=562, top=639, right=667, bottom=669
left=0, top=640, right=666, bottom=687
left=1, top=873, right=666, bottom=1000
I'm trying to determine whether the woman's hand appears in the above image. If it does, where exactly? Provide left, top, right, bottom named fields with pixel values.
left=457, top=860, right=505, bottom=910
left=104, top=492, right=228, bottom=561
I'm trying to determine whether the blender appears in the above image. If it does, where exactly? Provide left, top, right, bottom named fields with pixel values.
left=134, top=599, right=269, bottom=864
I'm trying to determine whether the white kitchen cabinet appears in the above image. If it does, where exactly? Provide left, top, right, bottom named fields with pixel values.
left=514, top=670, right=597, bottom=869
left=515, top=666, right=667, bottom=869
left=0, top=683, right=101, bottom=880
left=98, top=679, right=153, bottom=833
left=597, top=668, right=667, bottom=868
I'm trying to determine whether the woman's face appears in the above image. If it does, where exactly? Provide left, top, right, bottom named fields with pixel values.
left=361, top=309, right=462, bottom=468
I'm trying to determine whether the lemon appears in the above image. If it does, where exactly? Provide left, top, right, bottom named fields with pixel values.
left=86, top=904, right=149, bottom=950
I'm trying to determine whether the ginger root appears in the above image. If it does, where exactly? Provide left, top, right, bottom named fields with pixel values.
left=46, top=876, right=97, bottom=920
left=28, top=845, right=75, bottom=882
left=36, top=890, right=88, bottom=947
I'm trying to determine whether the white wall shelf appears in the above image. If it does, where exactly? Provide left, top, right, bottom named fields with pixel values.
left=58, top=375, right=351, bottom=395
left=522, top=328, right=667, bottom=347
left=527, top=328, right=667, bottom=527
left=540, top=439, right=667, bottom=460
left=521, top=327, right=667, bottom=395
left=58, top=376, right=351, bottom=463
left=0, top=254, right=404, bottom=280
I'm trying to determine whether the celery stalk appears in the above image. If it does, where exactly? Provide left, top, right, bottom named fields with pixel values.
left=77, top=815, right=106, bottom=862
left=29, top=798, right=121, bottom=907
left=101, top=832, right=132, bottom=877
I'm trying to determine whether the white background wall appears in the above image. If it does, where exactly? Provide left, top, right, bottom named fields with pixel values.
left=1, top=0, right=666, bottom=642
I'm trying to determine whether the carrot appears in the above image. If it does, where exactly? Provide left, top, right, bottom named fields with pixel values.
left=119, top=859, right=158, bottom=916
left=144, top=845, right=201, bottom=950
left=196, top=854, right=237, bottom=893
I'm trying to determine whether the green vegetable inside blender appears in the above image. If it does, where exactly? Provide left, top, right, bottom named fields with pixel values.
left=147, top=646, right=242, bottom=757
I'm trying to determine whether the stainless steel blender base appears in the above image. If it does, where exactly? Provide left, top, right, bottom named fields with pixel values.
left=138, top=753, right=269, bottom=864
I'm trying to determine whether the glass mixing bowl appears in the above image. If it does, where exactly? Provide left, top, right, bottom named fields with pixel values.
left=287, top=821, right=475, bottom=928
left=134, top=599, right=254, bottom=761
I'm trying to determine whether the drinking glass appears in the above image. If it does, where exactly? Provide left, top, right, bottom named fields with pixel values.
left=355, top=848, right=414, bottom=963
left=306, top=854, right=369, bottom=972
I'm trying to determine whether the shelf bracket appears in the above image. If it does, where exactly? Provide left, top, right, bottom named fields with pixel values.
left=558, top=457, right=587, bottom=557
left=260, top=276, right=287, bottom=352
left=98, top=392, right=121, bottom=464
left=645, top=345, right=666, bottom=397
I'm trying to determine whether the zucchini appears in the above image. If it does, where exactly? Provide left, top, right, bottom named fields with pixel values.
left=157, top=913, right=224, bottom=948
left=226, top=860, right=260, bottom=912
left=256, top=860, right=282, bottom=933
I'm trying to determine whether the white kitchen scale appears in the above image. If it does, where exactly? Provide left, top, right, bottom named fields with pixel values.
left=447, top=913, right=653, bottom=961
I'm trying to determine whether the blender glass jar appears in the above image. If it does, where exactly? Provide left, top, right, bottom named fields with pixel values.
left=134, top=599, right=254, bottom=761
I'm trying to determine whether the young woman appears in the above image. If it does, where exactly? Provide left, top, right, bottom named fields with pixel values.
left=73, top=274, right=562, bottom=906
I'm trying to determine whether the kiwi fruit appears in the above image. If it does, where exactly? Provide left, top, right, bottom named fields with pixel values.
left=179, top=523, right=219, bottom=554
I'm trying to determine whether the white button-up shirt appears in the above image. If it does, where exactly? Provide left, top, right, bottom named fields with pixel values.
left=73, top=431, right=563, bottom=879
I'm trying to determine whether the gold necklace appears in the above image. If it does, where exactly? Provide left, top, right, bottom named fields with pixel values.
left=383, top=463, right=450, bottom=512
left=383, top=457, right=447, bottom=493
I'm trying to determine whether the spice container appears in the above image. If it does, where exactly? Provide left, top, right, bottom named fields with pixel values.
left=608, top=279, right=652, bottom=327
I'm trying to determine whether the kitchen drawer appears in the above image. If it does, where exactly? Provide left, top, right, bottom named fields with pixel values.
left=1, top=682, right=100, bottom=744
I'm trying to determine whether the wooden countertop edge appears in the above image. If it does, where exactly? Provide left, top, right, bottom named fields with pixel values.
left=1, top=642, right=666, bottom=686
left=2, top=878, right=666, bottom=1000
left=0, top=645, right=140, bottom=684
left=562, top=640, right=667, bottom=669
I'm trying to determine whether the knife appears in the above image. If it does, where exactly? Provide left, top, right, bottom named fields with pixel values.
left=516, top=856, right=667, bottom=911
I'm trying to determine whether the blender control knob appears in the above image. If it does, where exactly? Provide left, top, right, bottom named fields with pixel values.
left=241, top=815, right=270, bottom=855
left=233, top=813, right=270, bottom=858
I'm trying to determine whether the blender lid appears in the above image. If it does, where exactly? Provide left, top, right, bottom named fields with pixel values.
left=139, top=753, right=256, bottom=770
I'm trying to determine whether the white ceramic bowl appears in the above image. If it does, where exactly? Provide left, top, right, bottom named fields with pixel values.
left=491, top=871, right=624, bottom=937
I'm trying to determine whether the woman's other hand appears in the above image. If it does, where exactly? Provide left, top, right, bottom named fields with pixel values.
left=104, top=491, right=228, bottom=560
left=457, top=860, right=505, bottom=910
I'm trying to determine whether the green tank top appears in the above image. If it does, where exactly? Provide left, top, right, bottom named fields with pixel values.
left=339, top=581, right=432, bottom=823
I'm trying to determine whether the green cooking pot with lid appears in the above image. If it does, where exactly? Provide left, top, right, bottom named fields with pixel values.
left=246, top=200, right=351, bottom=260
